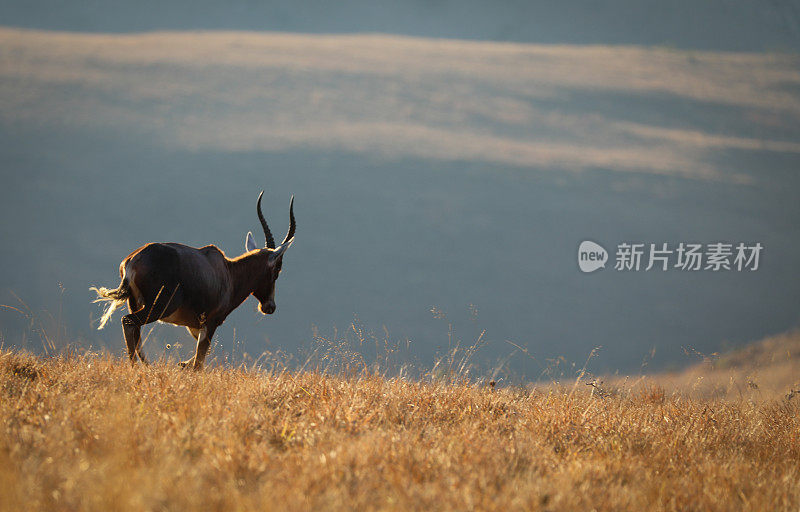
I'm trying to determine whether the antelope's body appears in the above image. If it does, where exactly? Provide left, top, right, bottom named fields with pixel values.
left=92, top=192, right=295, bottom=370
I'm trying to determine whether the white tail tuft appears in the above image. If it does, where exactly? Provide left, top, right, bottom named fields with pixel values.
left=90, top=283, right=130, bottom=329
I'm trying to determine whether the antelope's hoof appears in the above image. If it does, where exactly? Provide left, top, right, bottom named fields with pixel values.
left=178, top=360, right=192, bottom=369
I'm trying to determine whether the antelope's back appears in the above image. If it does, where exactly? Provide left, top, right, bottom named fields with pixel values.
left=126, top=243, right=231, bottom=313
left=165, top=243, right=231, bottom=310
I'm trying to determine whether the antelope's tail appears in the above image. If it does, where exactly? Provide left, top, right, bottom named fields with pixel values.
left=90, top=279, right=131, bottom=330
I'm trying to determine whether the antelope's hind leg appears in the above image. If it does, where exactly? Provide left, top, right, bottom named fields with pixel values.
left=122, top=306, right=146, bottom=365
left=122, top=291, right=180, bottom=365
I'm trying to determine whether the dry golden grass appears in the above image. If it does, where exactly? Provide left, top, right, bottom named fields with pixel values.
left=1, top=347, right=799, bottom=512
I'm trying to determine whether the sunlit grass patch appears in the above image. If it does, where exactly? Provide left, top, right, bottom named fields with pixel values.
left=1, top=348, right=798, bottom=511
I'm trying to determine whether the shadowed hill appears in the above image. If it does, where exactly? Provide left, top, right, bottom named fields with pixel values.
left=1, top=1, right=800, bottom=52
left=2, top=28, right=799, bottom=182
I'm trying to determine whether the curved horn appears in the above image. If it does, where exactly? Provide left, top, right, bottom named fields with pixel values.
left=257, top=190, right=276, bottom=249
left=282, top=195, right=296, bottom=245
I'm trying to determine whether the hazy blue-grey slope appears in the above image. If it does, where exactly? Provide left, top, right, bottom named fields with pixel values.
left=1, top=126, right=798, bottom=375
left=0, top=30, right=799, bottom=375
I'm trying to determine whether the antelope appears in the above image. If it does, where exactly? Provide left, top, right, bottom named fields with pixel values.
left=91, top=191, right=295, bottom=370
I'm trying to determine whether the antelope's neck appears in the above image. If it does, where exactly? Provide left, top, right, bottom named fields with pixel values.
left=227, top=250, right=268, bottom=308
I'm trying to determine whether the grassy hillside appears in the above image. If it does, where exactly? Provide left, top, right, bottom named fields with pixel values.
left=630, top=329, right=800, bottom=401
left=1, top=345, right=799, bottom=511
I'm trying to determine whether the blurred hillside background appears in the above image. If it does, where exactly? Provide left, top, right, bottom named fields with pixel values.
left=0, top=1, right=799, bottom=376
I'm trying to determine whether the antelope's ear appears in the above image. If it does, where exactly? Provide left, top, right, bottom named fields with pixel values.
left=245, top=231, right=258, bottom=252
left=268, top=238, right=293, bottom=264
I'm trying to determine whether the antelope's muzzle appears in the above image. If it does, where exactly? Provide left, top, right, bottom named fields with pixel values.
left=259, top=300, right=276, bottom=314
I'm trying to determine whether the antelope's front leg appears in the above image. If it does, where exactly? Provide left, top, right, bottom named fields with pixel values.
left=179, top=327, right=199, bottom=368
left=180, top=323, right=218, bottom=371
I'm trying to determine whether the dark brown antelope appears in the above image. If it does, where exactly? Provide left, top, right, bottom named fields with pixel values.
left=91, top=191, right=295, bottom=370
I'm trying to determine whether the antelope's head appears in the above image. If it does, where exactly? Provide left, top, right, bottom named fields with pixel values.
left=245, top=191, right=295, bottom=314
